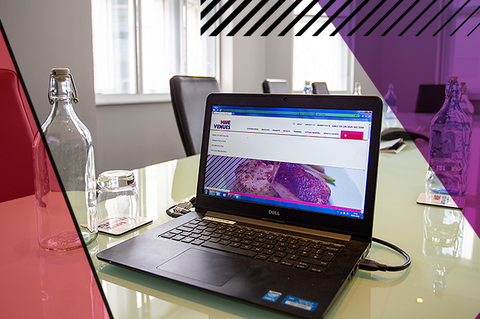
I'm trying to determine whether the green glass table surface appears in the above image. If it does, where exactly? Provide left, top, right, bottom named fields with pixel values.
left=92, top=129, right=480, bottom=318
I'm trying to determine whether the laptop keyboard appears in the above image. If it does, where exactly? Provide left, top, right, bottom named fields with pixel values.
left=160, top=218, right=344, bottom=274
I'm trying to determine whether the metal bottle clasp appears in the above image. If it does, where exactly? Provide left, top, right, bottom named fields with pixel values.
left=48, top=71, right=79, bottom=105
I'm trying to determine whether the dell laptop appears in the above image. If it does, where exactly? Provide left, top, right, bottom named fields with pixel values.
left=97, top=93, right=383, bottom=318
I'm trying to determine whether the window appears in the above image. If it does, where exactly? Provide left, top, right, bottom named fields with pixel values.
left=91, top=0, right=217, bottom=104
left=441, top=0, right=480, bottom=99
left=292, top=2, right=354, bottom=93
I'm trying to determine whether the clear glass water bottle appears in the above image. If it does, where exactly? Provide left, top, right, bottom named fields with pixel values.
left=353, top=82, right=362, bottom=95
left=382, top=84, right=397, bottom=129
left=33, top=68, right=97, bottom=250
left=426, top=76, right=471, bottom=199
left=303, top=80, right=312, bottom=94
left=459, top=82, right=474, bottom=125
left=384, top=83, right=397, bottom=114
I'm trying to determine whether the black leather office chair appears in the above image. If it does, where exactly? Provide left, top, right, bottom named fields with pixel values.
left=312, top=82, right=329, bottom=94
left=262, top=79, right=290, bottom=93
left=414, top=84, right=446, bottom=113
left=170, top=75, right=220, bottom=156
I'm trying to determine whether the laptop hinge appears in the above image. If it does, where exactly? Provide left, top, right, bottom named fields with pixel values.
left=205, top=211, right=351, bottom=242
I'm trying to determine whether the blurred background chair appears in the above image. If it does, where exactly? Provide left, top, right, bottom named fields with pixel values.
left=312, top=82, right=329, bottom=94
left=414, top=84, right=446, bottom=113
left=262, top=79, right=290, bottom=93
left=0, top=69, right=35, bottom=202
left=169, top=75, right=220, bottom=156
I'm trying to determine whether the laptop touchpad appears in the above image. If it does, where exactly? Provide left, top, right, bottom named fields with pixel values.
left=157, top=248, right=250, bottom=287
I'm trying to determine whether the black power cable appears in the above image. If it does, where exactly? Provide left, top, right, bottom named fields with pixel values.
left=358, top=237, right=411, bottom=272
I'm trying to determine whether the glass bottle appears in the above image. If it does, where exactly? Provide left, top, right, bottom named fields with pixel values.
left=459, top=82, right=474, bottom=125
left=303, top=80, right=312, bottom=94
left=382, top=84, right=397, bottom=129
left=426, top=76, right=471, bottom=200
left=33, top=68, right=97, bottom=250
left=384, top=83, right=397, bottom=115
left=353, top=82, right=362, bottom=95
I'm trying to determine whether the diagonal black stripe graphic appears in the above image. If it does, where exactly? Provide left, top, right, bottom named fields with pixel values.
left=245, top=0, right=285, bottom=36
left=399, top=0, right=436, bottom=36
left=434, top=0, right=471, bottom=36
left=381, top=0, right=420, bottom=36
left=398, top=0, right=437, bottom=37
left=279, top=0, right=319, bottom=36
left=451, top=5, right=480, bottom=36
left=331, top=0, right=370, bottom=36
left=313, top=0, right=354, bottom=36
left=201, top=0, right=237, bottom=35
left=416, top=0, right=453, bottom=36
left=205, top=156, right=246, bottom=190
left=210, top=0, right=253, bottom=36
left=296, top=0, right=336, bottom=36
left=468, top=22, right=480, bottom=36
left=201, top=0, right=207, bottom=5
left=262, top=0, right=302, bottom=36
left=347, top=0, right=387, bottom=36
left=204, top=159, right=223, bottom=186
left=201, top=0, right=221, bottom=20
left=205, top=156, right=231, bottom=187
left=364, top=0, right=403, bottom=36
left=227, top=0, right=269, bottom=36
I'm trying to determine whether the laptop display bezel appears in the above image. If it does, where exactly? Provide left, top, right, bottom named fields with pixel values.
left=195, top=93, right=383, bottom=241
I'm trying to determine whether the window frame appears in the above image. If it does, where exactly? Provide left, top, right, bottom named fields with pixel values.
left=92, top=0, right=219, bottom=106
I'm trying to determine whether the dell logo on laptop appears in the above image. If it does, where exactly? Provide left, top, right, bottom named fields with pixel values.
left=268, top=210, right=280, bottom=216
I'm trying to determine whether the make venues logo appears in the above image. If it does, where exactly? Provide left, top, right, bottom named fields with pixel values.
left=214, top=120, right=231, bottom=130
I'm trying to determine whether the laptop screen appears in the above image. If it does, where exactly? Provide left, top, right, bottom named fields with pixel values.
left=201, top=104, right=374, bottom=220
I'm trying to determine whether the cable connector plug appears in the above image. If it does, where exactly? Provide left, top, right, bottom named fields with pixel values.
left=358, top=259, right=389, bottom=271
left=173, top=205, right=191, bottom=215
left=166, top=197, right=196, bottom=218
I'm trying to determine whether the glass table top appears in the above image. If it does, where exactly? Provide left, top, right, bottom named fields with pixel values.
left=91, top=138, right=480, bottom=319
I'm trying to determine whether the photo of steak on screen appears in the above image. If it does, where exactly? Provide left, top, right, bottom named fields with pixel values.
left=233, top=159, right=335, bottom=205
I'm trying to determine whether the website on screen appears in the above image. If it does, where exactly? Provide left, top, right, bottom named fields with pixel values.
left=203, top=106, right=373, bottom=219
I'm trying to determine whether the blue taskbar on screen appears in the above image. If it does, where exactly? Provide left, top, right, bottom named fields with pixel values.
left=203, top=189, right=364, bottom=219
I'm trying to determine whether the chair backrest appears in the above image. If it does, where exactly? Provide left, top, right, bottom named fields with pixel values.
left=0, top=69, right=35, bottom=202
left=415, top=84, right=446, bottom=113
left=262, top=79, right=289, bottom=93
left=169, top=75, right=220, bottom=156
left=312, top=82, right=329, bottom=94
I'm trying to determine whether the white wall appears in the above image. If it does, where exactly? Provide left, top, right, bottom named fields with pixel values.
left=95, top=102, right=184, bottom=171
left=232, top=34, right=266, bottom=93
left=265, top=35, right=294, bottom=91
left=0, top=0, right=97, bottom=141
left=225, top=0, right=296, bottom=94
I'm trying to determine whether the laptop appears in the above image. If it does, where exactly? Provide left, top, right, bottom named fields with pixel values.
left=97, top=93, right=383, bottom=318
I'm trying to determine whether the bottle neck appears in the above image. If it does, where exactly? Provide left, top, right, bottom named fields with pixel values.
left=442, top=81, right=462, bottom=113
left=48, top=76, right=78, bottom=118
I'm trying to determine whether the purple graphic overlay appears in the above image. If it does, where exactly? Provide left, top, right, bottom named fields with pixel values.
left=318, top=0, right=480, bottom=237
